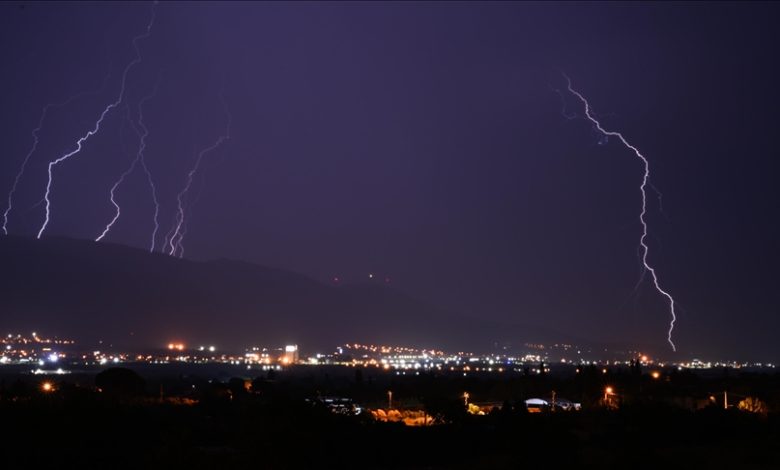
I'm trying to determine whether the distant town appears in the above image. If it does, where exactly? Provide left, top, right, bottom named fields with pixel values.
left=3, top=331, right=774, bottom=377
left=2, top=329, right=778, bottom=465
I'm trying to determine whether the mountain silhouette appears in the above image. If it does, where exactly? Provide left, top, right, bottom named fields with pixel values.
left=0, top=236, right=591, bottom=354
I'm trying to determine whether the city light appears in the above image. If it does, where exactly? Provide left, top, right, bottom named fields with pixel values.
left=1, top=333, right=774, bottom=383
left=41, top=381, right=53, bottom=392
left=603, top=386, right=615, bottom=406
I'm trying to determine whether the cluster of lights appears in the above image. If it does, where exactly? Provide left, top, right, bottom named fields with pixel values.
left=2, top=332, right=75, bottom=346
left=328, top=344, right=557, bottom=375
left=1, top=335, right=777, bottom=374
left=675, top=359, right=776, bottom=370
left=33, top=368, right=69, bottom=375
left=340, top=343, right=445, bottom=357
left=82, top=351, right=124, bottom=365
left=0, top=332, right=76, bottom=366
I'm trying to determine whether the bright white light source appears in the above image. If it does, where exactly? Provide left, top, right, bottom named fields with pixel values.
left=48, top=353, right=58, bottom=363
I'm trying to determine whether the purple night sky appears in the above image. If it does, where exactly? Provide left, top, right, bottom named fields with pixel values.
left=1, top=2, right=779, bottom=359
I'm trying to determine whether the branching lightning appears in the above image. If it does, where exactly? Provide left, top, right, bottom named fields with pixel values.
left=95, top=79, right=161, bottom=250
left=36, top=2, right=157, bottom=239
left=2, top=76, right=110, bottom=235
left=562, top=73, right=678, bottom=352
left=165, top=92, right=232, bottom=257
left=137, top=91, right=162, bottom=252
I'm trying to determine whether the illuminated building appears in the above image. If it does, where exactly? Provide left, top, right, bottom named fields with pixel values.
left=283, top=345, right=299, bottom=364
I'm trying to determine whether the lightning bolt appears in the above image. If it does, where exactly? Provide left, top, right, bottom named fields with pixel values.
left=2, top=75, right=110, bottom=235
left=165, top=92, right=232, bottom=257
left=169, top=165, right=210, bottom=258
left=36, top=1, right=157, bottom=239
left=93, top=105, right=136, bottom=245
left=562, top=73, right=678, bottom=352
left=95, top=79, right=161, bottom=250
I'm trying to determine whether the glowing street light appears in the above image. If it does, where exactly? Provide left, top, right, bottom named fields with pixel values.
left=41, top=382, right=54, bottom=393
left=651, top=371, right=661, bottom=379
left=604, top=386, right=614, bottom=404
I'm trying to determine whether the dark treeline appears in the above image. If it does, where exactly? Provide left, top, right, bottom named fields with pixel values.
left=1, top=366, right=779, bottom=469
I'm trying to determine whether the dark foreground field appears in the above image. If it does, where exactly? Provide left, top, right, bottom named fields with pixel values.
left=1, top=368, right=779, bottom=469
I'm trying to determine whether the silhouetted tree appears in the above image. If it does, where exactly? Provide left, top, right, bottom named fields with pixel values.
left=630, top=359, right=642, bottom=376
left=228, top=377, right=248, bottom=398
left=423, top=394, right=467, bottom=424
left=95, top=368, right=145, bottom=398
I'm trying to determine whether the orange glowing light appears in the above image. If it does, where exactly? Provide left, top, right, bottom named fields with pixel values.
left=651, top=371, right=661, bottom=379
left=605, top=386, right=613, bottom=395
left=41, top=382, right=53, bottom=392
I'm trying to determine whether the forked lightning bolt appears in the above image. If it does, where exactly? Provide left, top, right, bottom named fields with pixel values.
left=36, top=2, right=157, bottom=239
left=562, top=73, right=678, bottom=352
left=166, top=92, right=232, bottom=257
left=2, top=76, right=110, bottom=235
left=95, top=79, right=161, bottom=250
left=137, top=94, right=162, bottom=253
